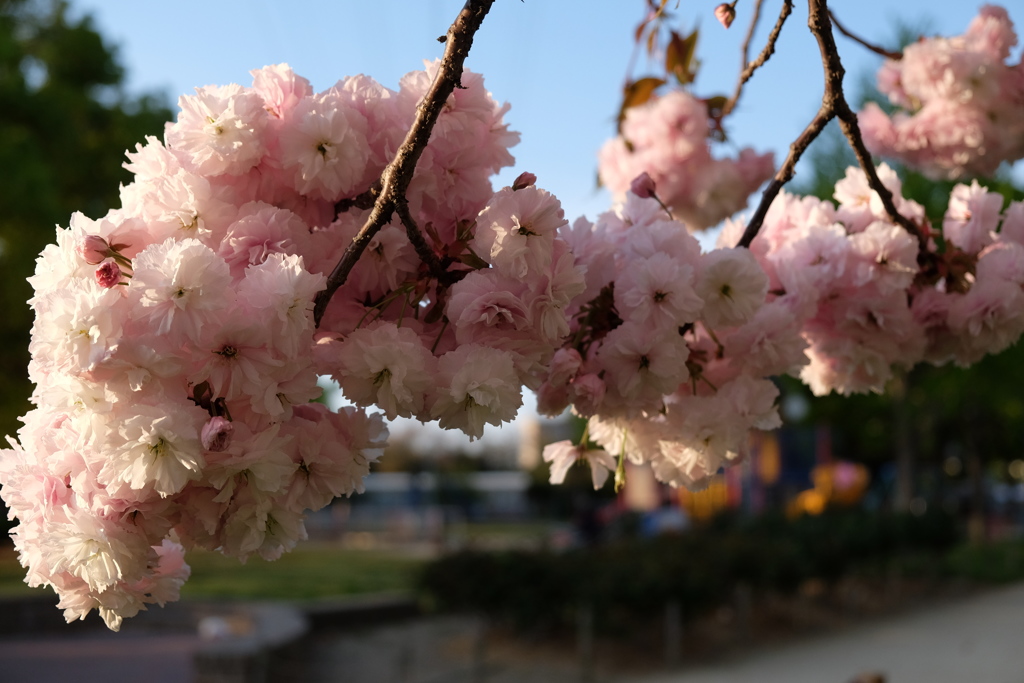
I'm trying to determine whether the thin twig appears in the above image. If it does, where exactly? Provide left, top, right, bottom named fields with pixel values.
left=731, top=0, right=764, bottom=108
left=829, top=9, right=902, bottom=61
left=723, top=0, right=793, bottom=117
left=735, top=109, right=833, bottom=248
left=811, top=2, right=926, bottom=249
left=313, top=0, right=495, bottom=327
left=395, top=200, right=455, bottom=285
left=739, top=0, right=764, bottom=72
left=333, top=182, right=381, bottom=217
left=736, top=0, right=924, bottom=252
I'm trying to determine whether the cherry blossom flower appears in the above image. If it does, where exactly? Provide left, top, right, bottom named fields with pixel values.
left=276, top=91, right=370, bottom=201
left=431, top=345, right=523, bottom=439
left=696, top=248, right=769, bottom=329
left=332, top=323, right=438, bottom=421
left=860, top=6, right=1024, bottom=179
left=598, top=90, right=774, bottom=230
left=543, top=440, right=617, bottom=489
left=943, top=180, right=1004, bottom=254
left=166, top=84, right=269, bottom=177
left=130, top=238, right=234, bottom=342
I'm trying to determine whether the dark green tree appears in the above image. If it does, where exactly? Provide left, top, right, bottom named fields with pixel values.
left=0, top=0, right=172, bottom=437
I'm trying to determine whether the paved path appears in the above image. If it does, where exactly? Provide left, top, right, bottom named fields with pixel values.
left=274, top=615, right=587, bottom=683
left=626, top=582, right=1024, bottom=683
left=0, top=630, right=200, bottom=683
left=6, top=585, right=1024, bottom=683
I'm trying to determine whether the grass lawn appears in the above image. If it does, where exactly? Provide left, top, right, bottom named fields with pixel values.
left=0, top=542, right=426, bottom=602
left=0, top=544, right=40, bottom=597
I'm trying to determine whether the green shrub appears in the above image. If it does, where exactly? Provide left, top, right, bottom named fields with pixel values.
left=417, top=508, right=960, bottom=631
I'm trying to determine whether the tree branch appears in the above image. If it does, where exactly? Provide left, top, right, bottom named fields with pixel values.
left=736, top=0, right=925, bottom=252
left=395, top=200, right=456, bottom=285
left=828, top=9, right=902, bottom=61
left=313, top=0, right=495, bottom=327
left=333, top=182, right=381, bottom=216
left=739, top=0, right=765, bottom=74
left=735, top=107, right=833, bottom=248
left=723, top=0, right=793, bottom=117
left=811, top=2, right=927, bottom=249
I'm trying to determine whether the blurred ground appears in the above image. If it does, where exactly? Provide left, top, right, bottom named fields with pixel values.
left=277, top=580, right=1024, bottom=683
left=4, top=582, right=1024, bottom=682
left=626, top=580, right=1024, bottom=683
left=0, top=630, right=201, bottom=683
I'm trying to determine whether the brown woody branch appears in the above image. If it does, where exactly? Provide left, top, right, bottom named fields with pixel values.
left=738, top=0, right=764, bottom=77
left=812, top=1, right=926, bottom=249
left=395, top=200, right=456, bottom=285
left=735, top=108, right=831, bottom=248
left=333, top=183, right=381, bottom=216
left=313, top=0, right=495, bottom=327
left=736, top=0, right=925, bottom=251
left=828, top=9, right=902, bottom=61
left=723, top=0, right=793, bottom=117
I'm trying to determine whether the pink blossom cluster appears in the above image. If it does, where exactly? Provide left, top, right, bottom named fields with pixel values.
left=0, top=62, right=566, bottom=629
left=860, top=4, right=1024, bottom=180
left=311, top=180, right=586, bottom=440
left=540, top=164, right=1024, bottom=492
left=721, top=164, right=1024, bottom=395
left=597, top=90, right=776, bottom=230
left=538, top=194, right=789, bottom=491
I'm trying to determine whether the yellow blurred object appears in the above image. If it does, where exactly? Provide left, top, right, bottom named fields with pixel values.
left=679, top=476, right=729, bottom=520
left=788, top=488, right=827, bottom=517
left=816, top=461, right=870, bottom=505
left=788, top=461, right=869, bottom=517
left=756, top=432, right=781, bottom=485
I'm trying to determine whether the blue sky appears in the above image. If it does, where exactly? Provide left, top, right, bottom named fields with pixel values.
left=72, top=0, right=1003, bottom=224
left=68, top=0, right=1018, bottom=449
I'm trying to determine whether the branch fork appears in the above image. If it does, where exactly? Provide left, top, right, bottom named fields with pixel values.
left=735, top=0, right=924, bottom=254
left=313, top=0, right=495, bottom=327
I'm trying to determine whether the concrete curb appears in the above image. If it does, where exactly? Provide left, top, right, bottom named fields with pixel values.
left=193, top=602, right=308, bottom=683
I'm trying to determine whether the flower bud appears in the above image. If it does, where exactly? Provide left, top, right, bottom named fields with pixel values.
left=715, top=3, right=736, bottom=29
left=570, top=374, right=606, bottom=417
left=95, top=261, right=122, bottom=289
left=512, top=171, right=537, bottom=191
left=78, top=235, right=110, bottom=265
left=201, top=416, right=234, bottom=452
left=535, top=380, right=570, bottom=417
left=549, top=348, right=583, bottom=386
left=630, top=172, right=657, bottom=199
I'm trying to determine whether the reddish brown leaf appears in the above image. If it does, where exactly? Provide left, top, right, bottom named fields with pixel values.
left=634, top=18, right=649, bottom=43
left=667, top=29, right=700, bottom=85
left=459, top=250, right=490, bottom=271
left=617, top=77, right=666, bottom=130
left=704, top=95, right=729, bottom=117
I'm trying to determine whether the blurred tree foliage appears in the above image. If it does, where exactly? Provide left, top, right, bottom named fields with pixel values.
left=0, top=0, right=172, bottom=437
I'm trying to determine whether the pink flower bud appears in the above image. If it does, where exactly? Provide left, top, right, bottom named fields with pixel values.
left=95, top=261, right=121, bottom=288
left=512, top=171, right=537, bottom=191
left=570, top=374, right=606, bottom=417
left=549, top=348, right=583, bottom=386
left=715, top=3, right=736, bottom=29
left=201, top=416, right=234, bottom=452
left=78, top=235, right=110, bottom=265
left=630, top=172, right=657, bottom=199
left=535, top=380, right=570, bottom=417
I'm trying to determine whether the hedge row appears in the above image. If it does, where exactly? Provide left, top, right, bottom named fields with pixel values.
left=417, top=509, right=958, bottom=631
